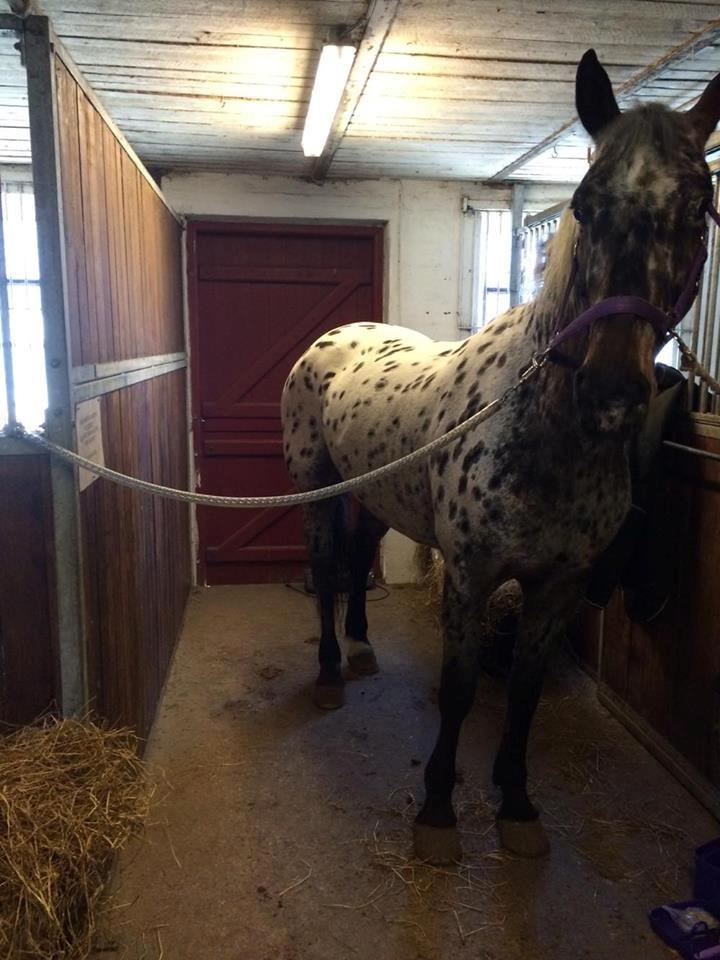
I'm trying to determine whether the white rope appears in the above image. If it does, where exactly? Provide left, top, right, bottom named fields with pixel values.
left=7, top=329, right=713, bottom=510
left=669, top=330, right=720, bottom=395
left=6, top=354, right=547, bottom=509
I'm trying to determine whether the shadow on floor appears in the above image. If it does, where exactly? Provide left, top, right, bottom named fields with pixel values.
left=104, top=584, right=718, bottom=960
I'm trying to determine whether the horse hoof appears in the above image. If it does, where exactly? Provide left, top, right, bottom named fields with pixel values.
left=412, top=823, right=462, bottom=864
left=347, top=648, right=379, bottom=676
left=497, top=818, right=550, bottom=858
left=313, top=682, right=345, bottom=710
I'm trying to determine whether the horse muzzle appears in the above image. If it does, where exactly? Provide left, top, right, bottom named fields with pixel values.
left=574, top=367, right=651, bottom=434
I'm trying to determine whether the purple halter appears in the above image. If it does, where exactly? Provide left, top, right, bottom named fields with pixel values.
left=546, top=200, right=720, bottom=362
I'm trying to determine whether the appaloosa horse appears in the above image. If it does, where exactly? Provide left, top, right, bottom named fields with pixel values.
left=281, top=50, right=720, bottom=863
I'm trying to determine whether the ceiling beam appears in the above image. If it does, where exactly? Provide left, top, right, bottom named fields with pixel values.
left=488, top=18, right=720, bottom=183
left=311, top=0, right=400, bottom=182
left=0, top=13, right=23, bottom=30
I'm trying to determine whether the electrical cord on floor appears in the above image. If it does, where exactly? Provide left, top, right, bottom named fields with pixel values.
left=284, top=582, right=390, bottom=602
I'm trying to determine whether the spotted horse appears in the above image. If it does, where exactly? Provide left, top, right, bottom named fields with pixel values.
left=281, top=51, right=720, bottom=864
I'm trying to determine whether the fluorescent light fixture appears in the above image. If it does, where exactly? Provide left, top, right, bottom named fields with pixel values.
left=301, top=44, right=356, bottom=157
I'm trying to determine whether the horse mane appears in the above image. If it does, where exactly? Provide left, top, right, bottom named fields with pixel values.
left=595, top=102, right=686, bottom=161
left=535, top=208, right=577, bottom=319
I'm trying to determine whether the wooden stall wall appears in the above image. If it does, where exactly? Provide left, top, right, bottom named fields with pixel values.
left=54, top=54, right=190, bottom=738
left=0, top=454, right=59, bottom=724
left=585, top=417, right=720, bottom=810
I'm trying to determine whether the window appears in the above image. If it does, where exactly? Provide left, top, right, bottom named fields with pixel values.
left=0, top=174, right=46, bottom=431
left=459, top=205, right=513, bottom=333
left=474, top=209, right=512, bottom=331
left=520, top=203, right=563, bottom=303
left=683, top=169, right=720, bottom=413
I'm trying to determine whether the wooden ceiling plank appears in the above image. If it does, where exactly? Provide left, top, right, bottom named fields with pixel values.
left=376, top=52, right=642, bottom=79
left=384, top=36, right=680, bottom=60
left=364, top=74, right=576, bottom=102
left=45, top=0, right=366, bottom=18
left=395, top=0, right=719, bottom=19
left=393, top=11, right=711, bottom=41
left=488, top=17, right=720, bottom=181
left=83, top=72, right=309, bottom=100
left=46, top=36, right=316, bottom=75
left=311, top=0, right=400, bottom=180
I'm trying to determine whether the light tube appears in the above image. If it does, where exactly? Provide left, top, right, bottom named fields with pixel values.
left=301, top=44, right=356, bottom=158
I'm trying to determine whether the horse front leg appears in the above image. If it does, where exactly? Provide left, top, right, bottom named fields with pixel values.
left=414, top=574, right=481, bottom=864
left=493, top=577, right=583, bottom=857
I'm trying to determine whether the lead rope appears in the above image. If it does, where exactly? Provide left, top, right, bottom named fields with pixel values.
left=668, top=330, right=720, bottom=395
left=4, top=353, right=548, bottom=508
left=6, top=331, right=717, bottom=508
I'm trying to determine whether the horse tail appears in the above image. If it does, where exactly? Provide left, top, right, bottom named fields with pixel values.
left=331, top=494, right=351, bottom=597
left=304, top=493, right=351, bottom=600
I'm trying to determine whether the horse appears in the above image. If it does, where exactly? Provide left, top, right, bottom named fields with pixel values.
left=280, top=50, right=720, bottom=864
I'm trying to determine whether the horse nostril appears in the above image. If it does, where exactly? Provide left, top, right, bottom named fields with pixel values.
left=626, top=376, right=650, bottom=407
left=574, top=369, right=649, bottom=410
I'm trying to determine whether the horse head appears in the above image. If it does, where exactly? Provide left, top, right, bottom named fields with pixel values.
left=566, top=49, right=720, bottom=434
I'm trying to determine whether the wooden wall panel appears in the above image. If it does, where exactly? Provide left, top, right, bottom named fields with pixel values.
left=53, top=51, right=189, bottom=738
left=0, top=455, right=59, bottom=724
left=595, top=424, right=720, bottom=791
left=55, top=60, right=86, bottom=365
left=668, top=433, right=720, bottom=783
left=81, top=373, right=190, bottom=738
left=568, top=603, right=602, bottom=678
left=55, top=57, right=183, bottom=366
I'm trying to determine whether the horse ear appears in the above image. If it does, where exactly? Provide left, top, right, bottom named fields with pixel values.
left=576, top=49, right=621, bottom=139
left=686, top=73, right=720, bottom=144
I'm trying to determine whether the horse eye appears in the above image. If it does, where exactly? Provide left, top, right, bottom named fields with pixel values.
left=572, top=204, right=587, bottom=224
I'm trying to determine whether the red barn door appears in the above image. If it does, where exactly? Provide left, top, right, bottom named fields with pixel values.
left=188, top=222, right=384, bottom=585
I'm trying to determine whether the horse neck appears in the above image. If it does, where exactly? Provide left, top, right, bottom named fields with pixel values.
left=518, top=292, right=628, bottom=480
left=531, top=267, right=584, bottom=350
left=524, top=276, right=590, bottom=434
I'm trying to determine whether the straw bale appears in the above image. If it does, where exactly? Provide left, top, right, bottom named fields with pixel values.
left=0, top=717, right=151, bottom=960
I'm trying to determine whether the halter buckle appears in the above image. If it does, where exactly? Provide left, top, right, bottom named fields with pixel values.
left=519, top=350, right=549, bottom=381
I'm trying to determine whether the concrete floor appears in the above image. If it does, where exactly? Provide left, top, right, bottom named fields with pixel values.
left=106, top=584, right=718, bottom=960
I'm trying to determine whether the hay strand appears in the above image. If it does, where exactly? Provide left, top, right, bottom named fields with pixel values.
left=0, top=716, right=151, bottom=960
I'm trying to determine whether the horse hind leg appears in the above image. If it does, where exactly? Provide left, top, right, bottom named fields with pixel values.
left=305, top=496, right=348, bottom=709
left=344, top=507, right=387, bottom=676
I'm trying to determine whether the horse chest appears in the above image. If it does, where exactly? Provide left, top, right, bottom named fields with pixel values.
left=433, top=427, right=630, bottom=577
left=526, top=464, right=630, bottom=568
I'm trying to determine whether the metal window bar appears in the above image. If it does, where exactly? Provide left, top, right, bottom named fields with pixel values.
left=686, top=171, right=720, bottom=414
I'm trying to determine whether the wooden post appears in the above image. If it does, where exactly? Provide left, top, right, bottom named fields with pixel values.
left=24, top=15, right=86, bottom=715
left=0, top=172, right=15, bottom=428
left=509, top=183, right=525, bottom=308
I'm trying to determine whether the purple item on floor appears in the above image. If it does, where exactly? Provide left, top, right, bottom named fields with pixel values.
left=696, top=839, right=720, bottom=917
left=649, top=901, right=720, bottom=960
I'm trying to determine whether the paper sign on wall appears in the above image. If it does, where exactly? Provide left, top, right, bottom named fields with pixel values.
left=76, top=397, right=105, bottom=492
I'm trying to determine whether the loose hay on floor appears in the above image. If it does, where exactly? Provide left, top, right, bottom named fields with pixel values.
left=328, top=781, right=508, bottom=945
left=0, top=717, right=151, bottom=960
